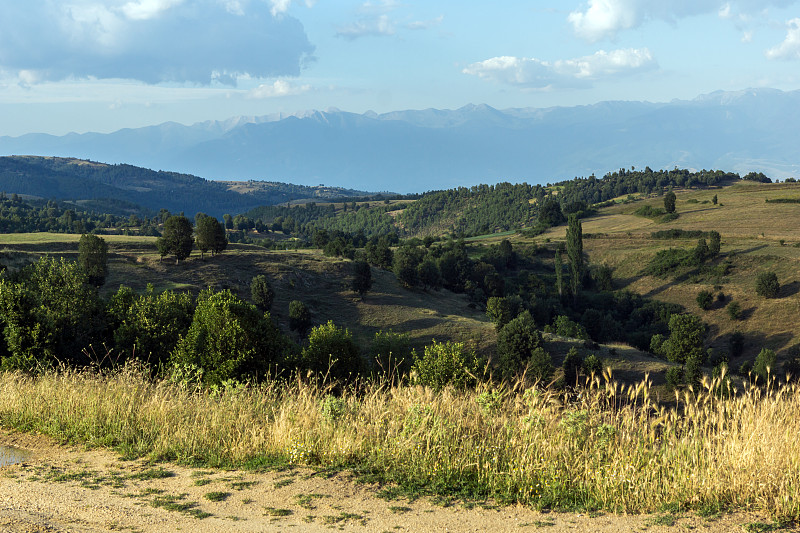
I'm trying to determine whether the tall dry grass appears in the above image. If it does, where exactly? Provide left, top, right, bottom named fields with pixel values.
left=0, top=364, right=799, bottom=518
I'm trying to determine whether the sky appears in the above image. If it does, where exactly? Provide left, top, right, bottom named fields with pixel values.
left=1, top=0, right=799, bottom=137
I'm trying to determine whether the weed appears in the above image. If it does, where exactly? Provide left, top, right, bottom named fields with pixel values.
left=388, top=506, right=412, bottom=514
left=204, top=491, right=230, bottom=502
left=193, top=478, right=212, bottom=486
left=264, top=507, right=293, bottom=517
left=128, top=467, right=174, bottom=480
left=229, top=480, right=257, bottom=491
left=295, top=493, right=328, bottom=510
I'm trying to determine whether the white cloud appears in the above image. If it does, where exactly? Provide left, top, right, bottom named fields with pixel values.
left=463, top=48, right=656, bottom=90
left=407, top=15, right=444, bottom=30
left=0, top=0, right=315, bottom=85
left=767, top=18, right=800, bottom=59
left=247, top=79, right=310, bottom=98
left=336, top=14, right=395, bottom=40
left=120, top=0, right=184, bottom=21
left=568, top=0, right=798, bottom=41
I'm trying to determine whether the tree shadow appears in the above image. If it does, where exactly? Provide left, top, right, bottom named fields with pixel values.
left=780, top=281, right=800, bottom=298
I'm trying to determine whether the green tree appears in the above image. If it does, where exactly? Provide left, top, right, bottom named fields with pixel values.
left=554, top=247, right=564, bottom=298
left=0, top=257, right=104, bottom=370
left=712, top=194, right=718, bottom=205
left=753, top=348, right=777, bottom=383
left=562, top=346, right=584, bottom=386
left=696, top=290, right=713, bottom=310
left=370, top=330, right=413, bottom=378
left=708, top=231, right=721, bottom=256
left=351, top=260, right=372, bottom=298
left=755, top=271, right=780, bottom=298
left=411, top=340, right=483, bottom=391
left=416, top=258, right=441, bottom=290
left=158, top=215, right=194, bottom=264
left=486, top=296, right=514, bottom=331
left=250, top=275, right=274, bottom=311
left=393, top=246, right=421, bottom=288
left=496, top=311, right=542, bottom=380
left=664, top=190, right=677, bottom=214
left=78, top=233, right=108, bottom=287
left=108, top=285, right=194, bottom=369
left=661, top=314, right=705, bottom=365
left=171, top=289, right=286, bottom=386
left=195, top=214, right=228, bottom=259
left=289, top=300, right=311, bottom=336
left=727, top=300, right=742, bottom=320
left=566, top=214, right=584, bottom=301
left=298, top=321, right=363, bottom=382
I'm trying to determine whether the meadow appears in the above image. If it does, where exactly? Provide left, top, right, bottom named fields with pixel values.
left=1, top=364, right=799, bottom=519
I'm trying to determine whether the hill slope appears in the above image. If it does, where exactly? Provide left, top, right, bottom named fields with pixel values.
left=0, top=156, right=371, bottom=217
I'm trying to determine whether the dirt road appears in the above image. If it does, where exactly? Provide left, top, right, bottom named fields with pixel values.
left=0, top=430, right=786, bottom=532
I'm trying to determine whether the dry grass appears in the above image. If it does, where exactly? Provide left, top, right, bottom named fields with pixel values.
left=2, top=366, right=800, bottom=518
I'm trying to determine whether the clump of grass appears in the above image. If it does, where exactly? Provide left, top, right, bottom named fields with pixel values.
left=204, top=491, right=230, bottom=502
left=3, top=366, right=800, bottom=519
left=264, top=507, right=293, bottom=517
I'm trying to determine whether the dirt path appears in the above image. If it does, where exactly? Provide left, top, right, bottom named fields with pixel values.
left=0, top=430, right=787, bottom=532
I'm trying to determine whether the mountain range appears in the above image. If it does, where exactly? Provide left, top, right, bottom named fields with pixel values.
left=1, top=88, right=798, bottom=193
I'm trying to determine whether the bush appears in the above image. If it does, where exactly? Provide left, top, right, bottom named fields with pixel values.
left=661, top=314, right=706, bottom=365
left=528, top=346, right=554, bottom=383
left=171, top=289, right=287, bottom=386
left=250, top=275, right=274, bottom=311
left=696, top=290, right=713, bottom=310
left=582, top=354, right=603, bottom=376
left=496, top=311, right=542, bottom=380
left=752, top=348, right=777, bottom=383
left=299, top=321, right=363, bottom=383
left=411, top=340, right=484, bottom=391
left=727, top=301, right=742, bottom=320
left=289, top=300, right=311, bottom=336
left=486, top=296, right=514, bottom=331
left=562, top=347, right=584, bottom=386
left=665, top=366, right=683, bottom=390
left=729, top=331, right=745, bottom=359
left=370, top=330, right=413, bottom=378
left=755, top=272, right=780, bottom=298
left=553, top=315, right=588, bottom=340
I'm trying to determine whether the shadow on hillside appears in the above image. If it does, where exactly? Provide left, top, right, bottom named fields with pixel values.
left=730, top=244, right=769, bottom=255
left=780, top=281, right=800, bottom=298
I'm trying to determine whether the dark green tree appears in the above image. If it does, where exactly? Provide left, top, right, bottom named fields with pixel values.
left=250, top=275, right=274, bottom=311
left=696, top=290, right=713, bottom=310
left=712, top=194, right=718, bottom=205
left=496, top=311, right=542, bottom=380
left=753, top=348, right=777, bottom=383
left=554, top=247, right=564, bottom=298
left=661, top=314, right=706, bottom=366
left=708, top=231, right=721, bottom=256
left=158, top=215, right=194, bottom=264
left=195, top=214, right=228, bottom=258
left=664, top=190, right=677, bottom=214
left=78, top=233, right=108, bottom=287
left=566, top=214, right=584, bottom=301
left=171, top=289, right=286, bottom=386
left=351, top=260, right=373, bottom=298
left=289, top=300, right=311, bottom=337
left=298, top=321, right=363, bottom=382
left=755, top=271, right=780, bottom=298
left=486, top=296, right=513, bottom=331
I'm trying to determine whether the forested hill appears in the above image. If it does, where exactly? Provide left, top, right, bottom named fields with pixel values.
left=0, top=156, right=371, bottom=218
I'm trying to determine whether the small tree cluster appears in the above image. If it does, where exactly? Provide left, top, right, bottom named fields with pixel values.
left=755, top=271, right=780, bottom=298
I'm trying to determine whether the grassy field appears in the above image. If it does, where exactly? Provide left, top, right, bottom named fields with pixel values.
left=522, top=181, right=800, bottom=366
left=2, top=366, right=800, bottom=518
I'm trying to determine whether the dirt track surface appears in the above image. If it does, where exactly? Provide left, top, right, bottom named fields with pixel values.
left=0, top=430, right=788, bottom=533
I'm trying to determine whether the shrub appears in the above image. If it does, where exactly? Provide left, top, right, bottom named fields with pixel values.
left=411, top=340, right=484, bottom=391
left=78, top=234, right=108, bottom=287
left=486, top=296, right=514, bottom=331
left=727, top=301, right=742, bottom=320
left=299, top=321, right=363, bottom=383
left=250, top=275, right=274, bottom=311
left=582, top=354, right=603, bottom=376
left=752, top=348, right=777, bottom=383
left=755, top=272, right=780, bottom=298
left=661, top=314, right=706, bottom=365
left=289, top=300, right=311, bottom=336
left=562, top=347, right=584, bottom=386
left=665, top=366, right=683, bottom=390
left=528, top=346, right=554, bottom=383
left=370, top=330, right=413, bottom=379
left=696, top=290, right=713, bottom=310
left=171, top=289, right=287, bottom=386
left=553, top=315, right=588, bottom=340
left=496, top=311, right=542, bottom=380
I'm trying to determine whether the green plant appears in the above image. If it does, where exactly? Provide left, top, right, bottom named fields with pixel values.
left=250, top=275, right=274, bottom=311
left=411, top=340, right=484, bottom=390
left=298, top=321, right=363, bottom=383
left=289, top=300, right=311, bottom=336
left=756, top=272, right=780, bottom=298
left=753, top=348, right=777, bottom=383
left=727, top=301, right=742, bottom=320
left=204, top=491, right=230, bottom=501
left=696, top=290, right=713, bottom=310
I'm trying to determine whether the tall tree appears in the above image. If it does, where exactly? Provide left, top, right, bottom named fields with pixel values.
left=195, top=214, right=227, bottom=258
left=78, top=233, right=108, bottom=287
left=351, top=260, right=373, bottom=298
left=158, top=215, right=194, bottom=264
left=554, top=245, right=565, bottom=298
left=566, top=214, right=583, bottom=302
left=664, top=189, right=677, bottom=214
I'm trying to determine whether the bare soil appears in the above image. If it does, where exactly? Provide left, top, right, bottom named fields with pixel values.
left=0, top=430, right=785, bottom=533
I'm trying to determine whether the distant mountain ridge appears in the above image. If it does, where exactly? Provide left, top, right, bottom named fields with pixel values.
left=1, top=88, right=798, bottom=192
left=0, top=156, right=371, bottom=218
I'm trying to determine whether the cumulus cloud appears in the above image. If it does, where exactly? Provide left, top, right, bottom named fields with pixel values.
left=247, top=78, right=310, bottom=98
left=463, top=48, right=656, bottom=90
left=767, top=18, right=800, bottom=59
left=0, top=0, right=315, bottom=85
left=568, top=0, right=798, bottom=41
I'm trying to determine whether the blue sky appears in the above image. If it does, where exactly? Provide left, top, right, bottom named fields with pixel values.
left=1, top=0, right=799, bottom=136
